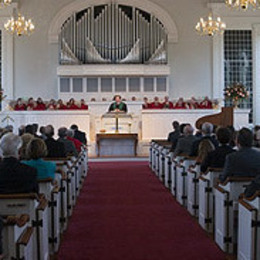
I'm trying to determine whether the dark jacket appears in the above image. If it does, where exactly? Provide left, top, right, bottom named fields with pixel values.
left=189, top=135, right=219, bottom=156
left=0, top=157, right=38, bottom=194
left=220, top=147, right=260, bottom=182
left=167, top=129, right=180, bottom=144
left=74, top=130, right=87, bottom=145
left=58, top=137, right=78, bottom=157
left=201, top=144, right=235, bottom=173
left=174, top=135, right=198, bottom=156
left=245, top=175, right=260, bottom=198
left=45, top=137, right=66, bottom=158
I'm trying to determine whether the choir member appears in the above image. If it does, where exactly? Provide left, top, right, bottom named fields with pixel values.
left=150, top=96, right=163, bottom=109
left=79, top=99, right=88, bottom=110
left=34, top=98, right=46, bottom=110
left=187, top=97, right=199, bottom=109
left=57, top=99, right=67, bottom=110
left=67, top=98, right=79, bottom=110
left=47, top=99, right=57, bottom=110
left=162, top=96, right=174, bottom=109
left=26, top=97, right=35, bottom=110
left=199, top=96, right=213, bottom=109
left=142, top=97, right=151, bottom=109
left=14, top=98, right=26, bottom=111
left=174, top=98, right=187, bottom=109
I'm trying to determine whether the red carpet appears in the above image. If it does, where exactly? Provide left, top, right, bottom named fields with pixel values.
left=58, top=162, right=225, bottom=260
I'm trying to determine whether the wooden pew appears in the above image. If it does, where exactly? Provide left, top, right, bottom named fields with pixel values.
left=198, top=168, right=223, bottom=233
left=170, top=156, right=183, bottom=197
left=214, top=177, right=255, bottom=254
left=238, top=191, right=260, bottom=260
left=187, top=163, right=201, bottom=217
left=164, top=150, right=173, bottom=189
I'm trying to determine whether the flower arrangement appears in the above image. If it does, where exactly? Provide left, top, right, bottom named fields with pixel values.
left=224, top=82, right=249, bottom=106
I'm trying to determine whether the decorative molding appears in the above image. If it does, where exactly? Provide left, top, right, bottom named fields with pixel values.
left=57, top=64, right=171, bottom=77
left=48, top=0, right=178, bottom=44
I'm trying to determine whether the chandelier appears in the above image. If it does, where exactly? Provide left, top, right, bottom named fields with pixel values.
left=4, top=13, right=35, bottom=36
left=0, top=0, right=12, bottom=8
left=195, top=13, right=226, bottom=36
left=226, top=0, right=260, bottom=10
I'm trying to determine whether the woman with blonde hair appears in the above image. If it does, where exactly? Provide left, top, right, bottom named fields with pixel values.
left=22, top=138, right=56, bottom=180
left=196, top=139, right=215, bottom=164
left=19, top=133, right=34, bottom=160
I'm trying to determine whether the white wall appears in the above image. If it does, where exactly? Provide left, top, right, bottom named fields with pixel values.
left=10, top=0, right=214, bottom=100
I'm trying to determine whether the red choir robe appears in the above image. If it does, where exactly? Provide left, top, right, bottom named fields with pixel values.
left=142, top=103, right=151, bottom=109
left=150, top=102, right=163, bottom=109
left=34, top=103, right=46, bottom=110
left=14, top=104, right=26, bottom=111
left=174, top=102, right=187, bottom=109
left=199, top=100, right=213, bottom=109
left=162, top=102, right=174, bottom=109
left=67, top=136, right=82, bottom=152
left=26, top=103, right=35, bottom=110
left=80, top=104, right=88, bottom=110
left=68, top=104, right=79, bottom=110
left=57, top=104, right=67, bottom=110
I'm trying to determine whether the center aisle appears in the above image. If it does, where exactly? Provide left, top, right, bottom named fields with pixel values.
left=58, top=162, right=225, bottom=260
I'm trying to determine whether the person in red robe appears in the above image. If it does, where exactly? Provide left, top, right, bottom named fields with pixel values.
left=79, top=99, right=88, bottom=110
left=67, top=98, right=79, bottom=110
left=150, top=97, right=163, bottom=109
left=187, top=97, right=199, bottom=109
left=199, top=96, right=213, bottom=109
left=57, top=99, right=67, bottom=110
left=14, top=98, right=26, bottom=111
left=47, top=99, right=57, bottom=110
left=174, top=98, right=187, bottom=109
left=142, top=97, right=151, bottom=109
left=26, top=97, right=35, bottom=110
left=34, top=98, right=46, bottom=110
left=162, top=96, right=174, bottom=109
left=67, top=129, right=82, bottom=152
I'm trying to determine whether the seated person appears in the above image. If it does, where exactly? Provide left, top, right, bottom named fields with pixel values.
left=14, top=98, right=26, bottom=111
left=174, top=98, right=187, bottom=109
left=187, top=97, right=199, bottom=109
left=39, top=126, right=47, bottom=140
left=79, top=99, right=88, bottom=110
left=34, top=98, right=46, bottom=110
left=47, top=99, right=57, bottom=110
left=162, top=96, right=174, bottom=109
left=108, top=95, right=127, bottom=112
left=44, top=125, right=66, bottom=158
left=19, top=133, right=34, bottom=160
left=56, top=99, right=67, bottom=110
left=167, top=121, right=180, bottom=144
left=70, top=124, right=87, bottom=145
left=244, top=175, right=260, bottom=198
left=67, top=129, right=82, bottom=153
left=67, top=98, right=79, bottom=110
left=57, top=127, right=78, bottom=157
left=199, top=96, right=213, bottom=109
left=190, top=122, right=218, bottom=156
left=201, top=127, right=235, bottom=173
left=0, top=217, right=3, bottom=260
left=150, top=96, right=163, bottom=109
left=23, top=138, right=56, bottom=180
left=219, top=128, right=260, bottom=182
left=174, top=125, right=198, bottom=157
left=0, top=133, right=38, bottom=193
left=196, top=138, right=215, bottom=164
left=142, top=97, right=151, bottom=109
left=26, top=97, right=35, bottom=110
left=170, top=123, right=189, bottom=152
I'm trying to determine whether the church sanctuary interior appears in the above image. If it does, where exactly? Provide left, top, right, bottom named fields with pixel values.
left=1, top=0, right=260, bottom=259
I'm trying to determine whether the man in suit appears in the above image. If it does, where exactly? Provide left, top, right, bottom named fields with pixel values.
left=58, top=127, right=78, bottom=157
left=70, top=124, right=87, bottom=145
left=201, top=127, right=235, bottom=173
left=189, top=122, right=218, bottom=156
left=174, top=125, right=198, bottom=157
left=44, top=125, right=66, bottom=158
left=167, top=121, right=180, bottom=144
left=219, top=128, right=260, bottom=182
left=0, top=133, right=38, bottom=194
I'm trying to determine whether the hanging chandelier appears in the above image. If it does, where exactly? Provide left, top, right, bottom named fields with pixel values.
left=195, top=13, right=226, bottom=36
left=0, top=0, right=12, bottom=8
left=226, top=0, right=260, bottom=10
left=4, top=13, right=35, bottom=36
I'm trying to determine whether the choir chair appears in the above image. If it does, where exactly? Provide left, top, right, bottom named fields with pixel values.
left=187, top=162, right=201, bottom=217
left=214, top=177, right=255, bottom=254
left=198, top=168, right=223, bottom=233
left=175, top=156, right=196, bottom=207
left=238, top=191, right=260, bottom=260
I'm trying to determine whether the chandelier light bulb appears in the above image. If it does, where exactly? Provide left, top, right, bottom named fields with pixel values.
left=226, top=0, right=260, bottom=10
left=0, top=0, right=12, bottom=8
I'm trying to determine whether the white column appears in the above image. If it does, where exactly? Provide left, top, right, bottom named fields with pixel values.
left=252, top=24, right=260, bottom=124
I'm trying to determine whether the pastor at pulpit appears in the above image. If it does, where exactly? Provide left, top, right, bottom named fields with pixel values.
left=108, top=95, right=127, bottom=113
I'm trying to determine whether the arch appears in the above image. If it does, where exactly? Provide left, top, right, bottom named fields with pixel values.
left=48, top=0, right=178, bottom=44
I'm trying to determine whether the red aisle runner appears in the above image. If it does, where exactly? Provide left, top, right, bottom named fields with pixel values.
left=58, top=162, right=225, bottom=260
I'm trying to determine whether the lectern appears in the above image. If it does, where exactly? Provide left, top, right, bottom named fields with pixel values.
left=102, top=112, right=132, bottom=133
